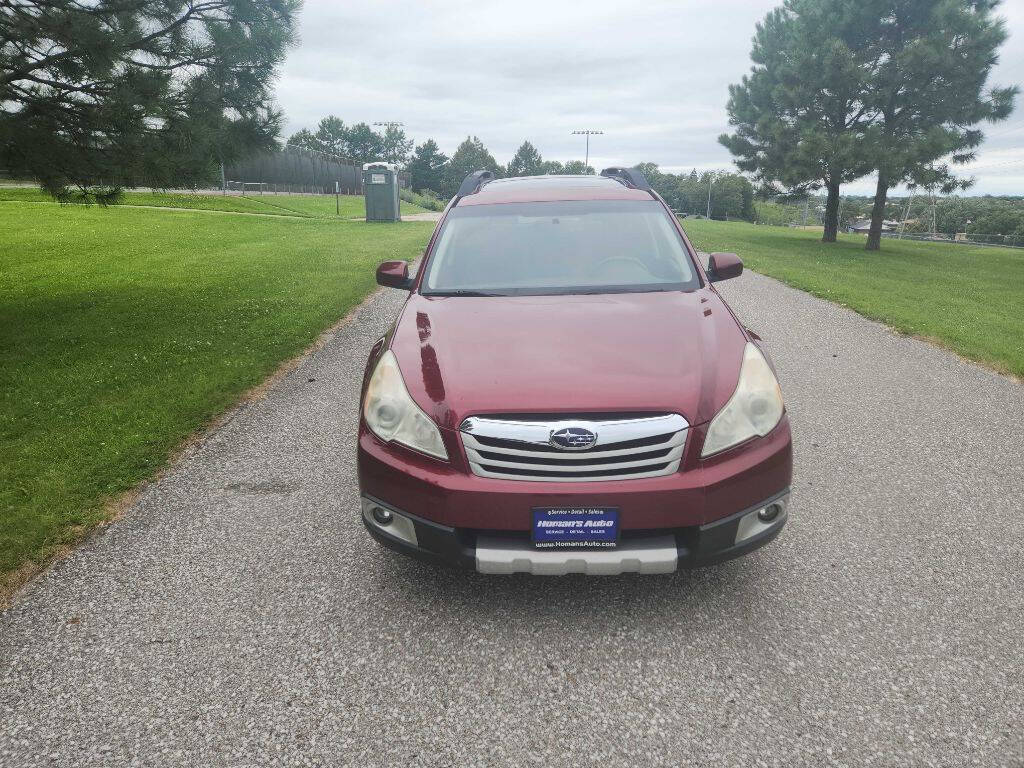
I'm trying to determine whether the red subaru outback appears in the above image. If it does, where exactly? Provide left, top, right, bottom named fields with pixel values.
left=358, top=169, right=792, bottom=575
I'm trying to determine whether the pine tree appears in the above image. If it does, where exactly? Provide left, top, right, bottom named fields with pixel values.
left=633, top=162, right=662, bottom=184
left=442, top=136, right=502, bottom=197
left=1, top=0, right=299, bottom=201
left=720, top=0, right=878, bottom=242
left=506, top=141, right=545, bottom=176
left=407, top=139, right=448, bottom=195
left=859, top=0, right=1017, bottom=250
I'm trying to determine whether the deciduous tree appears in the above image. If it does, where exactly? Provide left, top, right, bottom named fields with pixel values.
left=343, top=122, right=384, bottom=165
left=380, top=125, right=413, bottom=166
left=380, top=125, right=411, bottom=165
left=561, top=160, right=594, bottom=175
left=286, top=128, right=322, bottom=153
left=313, top=116, right=347, bottom=156
left=709, top=174, right=756, bottom=221
left=636, top=164, right=756, bottom=221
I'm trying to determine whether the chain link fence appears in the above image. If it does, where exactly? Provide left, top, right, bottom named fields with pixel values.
left=881, top=231, right=1024, bottom=249
left=222, top=145, right=408, bottom=195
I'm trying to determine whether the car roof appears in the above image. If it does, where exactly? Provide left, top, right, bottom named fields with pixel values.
left=456, top=174, right=654, bottom=206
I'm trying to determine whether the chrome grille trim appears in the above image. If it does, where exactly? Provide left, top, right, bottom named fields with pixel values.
left=460, top=414, right=688, bottom=482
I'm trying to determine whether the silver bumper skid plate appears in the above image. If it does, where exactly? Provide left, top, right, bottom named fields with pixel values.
left=475, top=535, right=678, bottom=575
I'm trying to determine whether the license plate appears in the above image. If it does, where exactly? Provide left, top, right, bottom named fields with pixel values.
left=532, top=507, right=619, bottom=549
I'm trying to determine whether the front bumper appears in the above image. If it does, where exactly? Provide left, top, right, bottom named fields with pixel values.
left=357, top=415, right=793, bottom=531
left=361, top=489, right=789, bottom=575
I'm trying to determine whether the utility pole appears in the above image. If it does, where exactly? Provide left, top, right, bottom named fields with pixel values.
left=571, top=130, right=603, bottom=169
left=706, top=174, right=713, bottom=218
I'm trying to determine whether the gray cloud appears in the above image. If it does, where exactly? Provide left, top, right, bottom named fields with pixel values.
left=276, top=0, right=1024, bottom=195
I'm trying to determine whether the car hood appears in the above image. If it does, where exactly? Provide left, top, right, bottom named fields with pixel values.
left=389, top=289, right=748, bottom=431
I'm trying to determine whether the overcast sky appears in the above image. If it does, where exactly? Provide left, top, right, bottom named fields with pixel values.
left=276, top=0, right=1024, bottom=196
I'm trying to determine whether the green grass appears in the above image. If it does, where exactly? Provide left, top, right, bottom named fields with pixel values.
left=681, top=218, right=1024, bottom=378
left=0, top=186, right=429, bottom=219
left=5, top=205, right=1018, bottom=589
left=0, top=201, right=434, bottom=585
left=399, top=188, right=446, bottom=212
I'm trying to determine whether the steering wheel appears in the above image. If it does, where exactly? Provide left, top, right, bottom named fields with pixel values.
left=594, top=256, right=653, bottom=276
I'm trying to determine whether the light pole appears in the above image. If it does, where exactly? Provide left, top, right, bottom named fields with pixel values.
left=965, top=218, right=972, bottom=241
left=571, top=130, right=603, bottom=170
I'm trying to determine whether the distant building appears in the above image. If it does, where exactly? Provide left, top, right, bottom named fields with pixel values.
left=848, top=218, right=899, bottom=234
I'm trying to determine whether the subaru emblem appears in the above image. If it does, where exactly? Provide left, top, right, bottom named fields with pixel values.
left=549, top=426, right=598, bottom=451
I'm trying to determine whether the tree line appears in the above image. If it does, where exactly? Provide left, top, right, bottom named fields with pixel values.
left=634, top=164, right=757, bottom=221
left=750, top=191, right=1024, bottom=245
left=851, top=193, right=1024, bottom=242
left=286, top=121, right=598, bottom=199
left=720, top=0, right=1018, bottom=250
left=4, top=0, right=1016, bottom=231
left=286, top=118, right=760, bottom=221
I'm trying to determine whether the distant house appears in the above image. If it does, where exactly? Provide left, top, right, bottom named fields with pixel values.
left=848, top=218, right=899, bottom=234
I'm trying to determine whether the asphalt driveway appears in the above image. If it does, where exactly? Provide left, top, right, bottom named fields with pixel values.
left=2, top=271, right=1022, bottom=767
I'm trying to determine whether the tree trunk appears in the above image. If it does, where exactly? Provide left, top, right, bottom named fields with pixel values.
left=822, top=180, right=840, bottom=243
left=865, top=171, right=889, bottom=251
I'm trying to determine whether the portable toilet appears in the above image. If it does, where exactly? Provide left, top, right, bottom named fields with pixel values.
left=362, top=162, right=401, bottom=222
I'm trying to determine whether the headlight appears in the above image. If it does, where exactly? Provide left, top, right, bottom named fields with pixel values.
left=363, top=350, right=448, bottom=460
left=701, top=342, right=784, bottom=458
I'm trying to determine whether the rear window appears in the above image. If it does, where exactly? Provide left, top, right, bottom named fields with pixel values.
left=421, top=200, right=699, bottom=296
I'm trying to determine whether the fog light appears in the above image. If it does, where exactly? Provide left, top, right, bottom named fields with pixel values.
left=371, top=506, right=393, bottom=526
left=758, top=503, right=782, bottom=522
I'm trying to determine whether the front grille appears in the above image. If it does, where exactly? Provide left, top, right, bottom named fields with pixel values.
left=460, top=413, right=688, bottom=482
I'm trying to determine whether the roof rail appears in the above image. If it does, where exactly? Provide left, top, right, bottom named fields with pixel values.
left=600, top=167, right=652, bottom=192
left=455, top=169, right=494, bottom=199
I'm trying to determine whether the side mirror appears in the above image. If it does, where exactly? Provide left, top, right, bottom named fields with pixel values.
left=707, top=252, right=743, bottom=283
left=376, top=260, right=412, bottom=290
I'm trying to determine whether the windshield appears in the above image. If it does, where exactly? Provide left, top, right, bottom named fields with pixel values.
left=421, top=200, right=699, bottom=296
